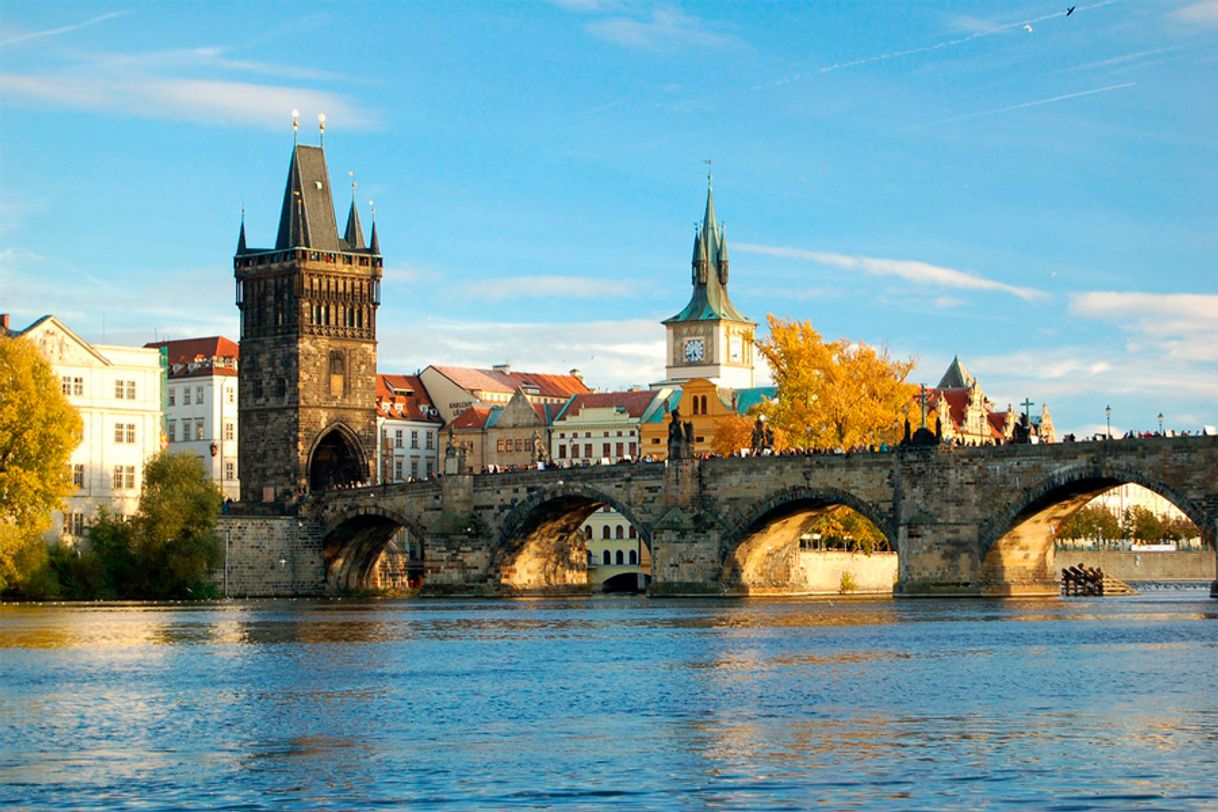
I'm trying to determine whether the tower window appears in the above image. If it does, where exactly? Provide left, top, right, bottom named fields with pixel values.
left=329, top=351, right=346, bottom=397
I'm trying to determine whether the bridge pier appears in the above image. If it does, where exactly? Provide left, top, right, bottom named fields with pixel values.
left=647, top=507, right=727, bottom=596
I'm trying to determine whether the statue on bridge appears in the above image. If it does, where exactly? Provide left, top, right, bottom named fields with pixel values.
left=668, top=405, right=694, bottom=460
left=750, top=415, right=774, bottom=455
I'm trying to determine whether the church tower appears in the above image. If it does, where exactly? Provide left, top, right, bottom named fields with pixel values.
left=661, top=177, right=756, bottom=388
left=234, top=141, right=382, bottom=502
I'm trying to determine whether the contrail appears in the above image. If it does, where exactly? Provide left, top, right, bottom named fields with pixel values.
left=928, top=81, right=1136, bottom=126
left=1, top=11, right=132, bottom=48
left=820, top=0, right=1121, bottom=73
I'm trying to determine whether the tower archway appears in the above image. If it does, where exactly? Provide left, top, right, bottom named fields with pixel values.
left=308, top=424, right=367, bottom=491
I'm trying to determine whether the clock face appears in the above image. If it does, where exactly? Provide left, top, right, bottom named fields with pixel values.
left=683, top=338, right=705, bottom=363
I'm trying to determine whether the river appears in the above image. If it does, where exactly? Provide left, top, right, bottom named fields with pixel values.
left=2, top=589, right=1216, bottom=810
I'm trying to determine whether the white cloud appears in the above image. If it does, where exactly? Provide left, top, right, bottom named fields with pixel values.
left=583, top=8, right=740, bottom=51
left=1171, top=1, right=1218, bottom=25
left=0, top=11, right=131, bottom=48
left=736, top=242, right=1047, bottom=301
left=1070, top=291, right=1218, bottom=362
left=456, top=275, right=637, bottom=300
left=379, top=317, right=666, bottom=390
left=0, top=73, right=378, bottom=130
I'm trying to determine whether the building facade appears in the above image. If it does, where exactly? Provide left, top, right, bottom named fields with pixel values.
left=927, top=356, right=1057, bottom=445
left=549, top=389, right=670, bottom=466
left=7, top=315, right=164, bottom=542
left=421, top=364, right=588, bottom=424
left=146, top=336, right=240, bottom=500
left=234, top=142, right=383, bottom=501
left=375, top=373, right=443, bottom=483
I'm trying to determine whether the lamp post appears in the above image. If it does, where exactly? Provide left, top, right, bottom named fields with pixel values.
left=1105, top=405, right=1112, bottom=440
left=1158, top=412, right=1164, bottom=436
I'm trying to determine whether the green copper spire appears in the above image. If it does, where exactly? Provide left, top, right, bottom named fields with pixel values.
left=664, top=181, right=751, bottom=325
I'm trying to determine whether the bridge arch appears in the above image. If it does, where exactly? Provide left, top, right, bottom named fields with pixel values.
left=322, top=504, right=428, bottom=592
left=308, top=421, right=369, bottom=492
left=722, top=486, right=897, bottom=595
left=978, top=462, right=1214, bottom=590
left=493, top=481, right=651, bottom=592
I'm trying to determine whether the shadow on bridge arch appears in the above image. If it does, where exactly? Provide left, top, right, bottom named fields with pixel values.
left=323, top=506, right=427, bottom=593
left=722, top=486, right=897, bottom=595
left=978, top=463, right=1214, bottom=594
left=494, top=483, right=652, bottom=594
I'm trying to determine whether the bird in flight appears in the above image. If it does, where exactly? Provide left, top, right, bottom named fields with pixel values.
left=1066, top=6, right=1076, bottom=15
left=1024, top=23, right=1034, bottom=32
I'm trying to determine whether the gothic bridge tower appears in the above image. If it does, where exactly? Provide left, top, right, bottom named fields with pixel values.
left=234, top=142, right=382, bottom=502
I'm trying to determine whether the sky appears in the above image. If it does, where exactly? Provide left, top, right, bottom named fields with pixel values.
left=1, top=0, right=1216, bottom=438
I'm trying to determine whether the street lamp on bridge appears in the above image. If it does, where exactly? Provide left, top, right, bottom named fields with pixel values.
left=1105, top=405, right=1112, bottom=440
left=1158, top=412, right=1164, bottom=436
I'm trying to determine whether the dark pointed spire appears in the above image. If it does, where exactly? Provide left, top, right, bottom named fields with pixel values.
left=343, top=200, right=365, bottom=250
left=691, top=226, right=707, bottom=284
left=275, top=145, right=340, bottom=250
left=718, top=222, right=729, bottom=285
left=369, top=220, right=380, bottom=255
left=236, top=208, right=247, bottom=254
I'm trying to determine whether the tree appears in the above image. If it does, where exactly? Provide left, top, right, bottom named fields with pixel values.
left=1056, top=504, right=1121, bottom=545
left=127, top=451, right=224, bottom=598
left=803, top=506, right=889, bottom=554
left=755, top=315, right=916, bottom=451
left=710, top=413, right=756, bottom=457
left=0, top=335, right=82, bottom=592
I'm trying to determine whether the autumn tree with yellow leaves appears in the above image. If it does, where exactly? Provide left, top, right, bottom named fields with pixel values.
left=0, top=335, right=82, bottom=591
left=755, top=315, right=916, bottom=452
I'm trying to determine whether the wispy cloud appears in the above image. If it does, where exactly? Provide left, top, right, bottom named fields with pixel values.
left=923, top=82, right=1137, bottom=127
left=0, top=74, right=378, bottom=130
left=0, top=10, right=131, bottom=48
left=457, top=275, right=635, bottom=300
left=1171, top=1, right=1218, bottom=26
left=820, top=1, right=1121, bottom=73
left=736, top=243, right=1047, bottom=301
left=581, top=8, right=741, bottom=51
left=1070, top=291, right=1218, bottom=362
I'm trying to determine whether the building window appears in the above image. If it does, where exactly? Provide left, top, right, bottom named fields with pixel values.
left=584, top=526, right=592, bottom=539
left=629, top=442, right=637, bottom=457
left=629, top=526, right=637, bottom=539
left=425, top=459, right=433, bottom=477
left=329, top=350, right=345, bottom=397
left=114, top=423, right=136, bottom=444
left=182, top=387, right=191, bottom=406
left=411, top=430, right=419, bottom=449
left=227, top=387, right=235, bottom=404
left=395, top=430, right=404, bottom=449
left=584, top=443, right=592, bottom=458
left=615, top=525, right=624, bottom=539
left=425, top=432, right=434, bottom=450
left=496, top=439, right=505, bottom=453
left=112, top=465, right=136, bottom=490
left=61, top=376, right=73, bottom=396
left=167, top=421, right=176, bottom=442
left=629, top=550, right=638, bottom=565
left=73, top=377, right=84, bottom=396
left=615, top=550, right=624, bottom=565
left=616, top=442, right=624, bottom=458
left=64, top=512, right=86, bottom=537
left=602, top=525, right=611, bottom=540
left=195, top=385, right=204, bottom=404
left=558, top=445, right=566, bottom=459
left=394, top=459, right=404, bottom=481
left=602, top=443, right=610, bottom=458
left=224, top=461, right=235, bottom=481
left=602, top=549, right=611, bottom=565
left=514, top=438, right=524, bottom=452
left=72, top=464, right=85, bottom=488
left=410, top=458, right=419, bottom=479
left=168, top=388, right=175, bottom=406
left=195, top=419, right=205, bottom=441
left=127, top=381, right=136, bottom=400
left=224, top=422, right=234, bottom=441
left=115, top=380, right=125, bottom=399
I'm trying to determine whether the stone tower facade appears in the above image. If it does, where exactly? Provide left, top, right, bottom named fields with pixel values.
left=234, top=144, right=382, bottom=502
left=660, top=179, right=756, bottom=388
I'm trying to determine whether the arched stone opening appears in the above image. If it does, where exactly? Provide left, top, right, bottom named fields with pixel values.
left=979, top=468, right=1213, bottom=595
left=324, top=510, right=426, bottom=593
left=495, top=487, right=651, bottom=594
left=309, top=424, right=367, bottom=492
left=724, top=488, right=896, bottom=595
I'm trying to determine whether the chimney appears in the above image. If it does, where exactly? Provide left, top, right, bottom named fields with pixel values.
left=569, top=368, right=583, bottom=381
left=493, top=363, right=511, bottom=373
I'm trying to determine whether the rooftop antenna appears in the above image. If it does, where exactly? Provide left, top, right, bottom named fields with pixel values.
left=292, top=109, right=300, bottom=145
left=318, top=113, right=326, bottom=147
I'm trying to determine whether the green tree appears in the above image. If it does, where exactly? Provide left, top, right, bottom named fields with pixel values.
left=1122, top=506, right=1165, bottom=544
left=1056, top=504, right=1121, bottom=544
left=755, top=315, right=916, bottom=451
left=0, top=335, right=82, bottom=592
left=127, top=451, right=223, bottom=598
left=803, top=506, right=889, bottom=554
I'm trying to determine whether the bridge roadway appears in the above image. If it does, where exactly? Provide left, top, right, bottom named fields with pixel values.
left=303, top=435, right=1218, bottom=598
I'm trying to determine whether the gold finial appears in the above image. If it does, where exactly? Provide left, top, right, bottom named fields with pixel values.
left=368, top=199, right=376, bottom=222
left=292, top=109, right=300, bottom=144
left=349, top=170, right=357, bottom=202
left=318, top=113, right=326, bottom=146
left=704, top=158, right=712, bottom=189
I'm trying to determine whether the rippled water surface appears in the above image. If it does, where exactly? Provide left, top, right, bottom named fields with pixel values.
left=2, top=590, right=1217, bottom=810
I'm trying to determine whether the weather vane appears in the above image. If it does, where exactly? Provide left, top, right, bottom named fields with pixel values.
left=318, top=113, right=326, bottom=146
left=292, top=109, right=300, bottom=144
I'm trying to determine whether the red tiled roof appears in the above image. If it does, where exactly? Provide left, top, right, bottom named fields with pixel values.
left=145, top=336, right=239, bottom=378
left=431, top=365, right=590, bottom=399
left=559, top=390, right=657, bottom=420
left=375, top=373, right=443, bottom=423
left=446, top=405, right=494, bottom=431
left=929, top=388, right=970, bottom=430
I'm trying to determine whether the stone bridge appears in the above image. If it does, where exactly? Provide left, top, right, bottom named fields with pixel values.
left=294, top=435, right=1218, bottom=598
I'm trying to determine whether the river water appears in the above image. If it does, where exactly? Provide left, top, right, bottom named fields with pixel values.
left=2, top=590, right=1216, bottom=810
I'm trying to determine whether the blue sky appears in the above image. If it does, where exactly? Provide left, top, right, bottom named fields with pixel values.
left=2, top=1, right=1216, bottom=438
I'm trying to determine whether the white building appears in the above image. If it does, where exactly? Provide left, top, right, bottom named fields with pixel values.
left=7, top=315, right=164, bottom=542
left=375, top=374, right=444, bottom=482
left=549, top=389, right=672, bottom=466
left=145, top=337, right=240, bottom=500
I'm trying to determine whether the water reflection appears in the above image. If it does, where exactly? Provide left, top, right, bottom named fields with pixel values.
left=1, top=590, right=1216, bottom=810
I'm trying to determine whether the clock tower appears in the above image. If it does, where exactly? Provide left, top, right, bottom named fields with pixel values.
left=660, top=177, right=756, bottom=388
